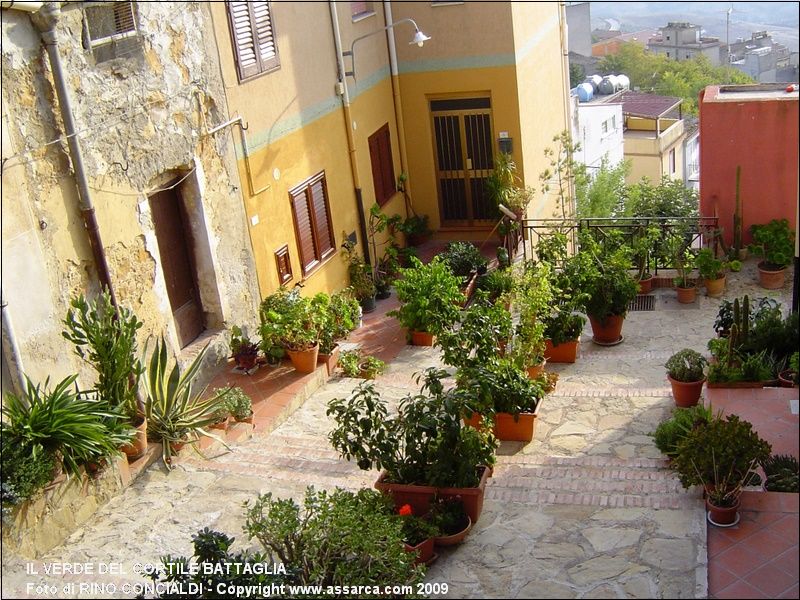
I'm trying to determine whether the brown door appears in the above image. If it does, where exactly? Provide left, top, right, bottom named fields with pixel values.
left=431, top=97, right=497, bottom=228
left=149, top=185, right=205, bottom=348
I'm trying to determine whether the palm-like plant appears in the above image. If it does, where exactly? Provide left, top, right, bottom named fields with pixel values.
left=2, top=375, right=127, bottom=476
left=143, top=336, right=231, bottom=467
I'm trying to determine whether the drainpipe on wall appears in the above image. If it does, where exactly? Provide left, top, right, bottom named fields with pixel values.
left=33, top=2, right=118, bottom=307
left=382, top=0, right=411, bottom=204
left=329, top=1, right=371, bottom=266
left=1, top=292, right=27, bottom=396
left=558, top=2, right=576, bottom=218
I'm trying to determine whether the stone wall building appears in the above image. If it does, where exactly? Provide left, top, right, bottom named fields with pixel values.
left=1, top=2, right=261, bottom=395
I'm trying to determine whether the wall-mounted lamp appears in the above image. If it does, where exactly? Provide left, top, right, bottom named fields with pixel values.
left=343, top=17, right=430, bottom=80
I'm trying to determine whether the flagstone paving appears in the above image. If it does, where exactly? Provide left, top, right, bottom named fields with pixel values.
left=1, top=258, right=795, bottom=599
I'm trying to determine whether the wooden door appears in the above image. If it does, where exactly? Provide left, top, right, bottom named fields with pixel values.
left=149, top=185, right=205, bottom=348
left=431, top=97, right=497, bottom=228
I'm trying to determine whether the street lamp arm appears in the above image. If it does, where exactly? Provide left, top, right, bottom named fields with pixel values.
left=342, top=17, right=429, bottom=79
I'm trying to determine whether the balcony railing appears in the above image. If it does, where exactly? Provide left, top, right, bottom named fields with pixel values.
left=512, top=216, right=720, bottom=273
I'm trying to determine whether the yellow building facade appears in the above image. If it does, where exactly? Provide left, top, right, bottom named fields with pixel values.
left=623, top=116, right=686, bottom=184
left=209, top=0, right=571, bottom=297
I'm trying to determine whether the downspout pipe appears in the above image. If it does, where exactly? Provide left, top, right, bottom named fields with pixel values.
left=329, top=1, right=370, bottom=266
left=33, top=2, right=118, bottom=307
left=382, top=0, right=411, bottom=202
left=1, top=292, right=26, bottom=396
left=558, top=2, right=576, bottom=219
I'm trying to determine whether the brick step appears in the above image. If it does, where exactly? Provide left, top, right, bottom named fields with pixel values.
left=496, top=455, right=670, bottom=469
left=489, top=473, right=686, bottom=495
left=485, top=486, right=699, bottom=510
left=495, top=463, right=678, bottom=482
left=548, top=387, right=673, bottom=398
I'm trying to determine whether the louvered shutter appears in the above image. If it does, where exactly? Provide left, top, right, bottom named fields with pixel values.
left=379, top=128, right=395, bottom=203
left=291, top=188, right=318, bottom=274
left=368, top=134, right=385, bottom=204
left=227, top=1, right=279, bottom=81
left=310, top=177, right=335, bottom=259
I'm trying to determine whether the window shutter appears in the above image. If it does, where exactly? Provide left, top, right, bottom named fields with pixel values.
left=227, top=1, right=279, bottom=81
left=291, top=189, right=317, bottom=273
left=275, top=245, right=293, bottom=285
left=379, top=129, right=395, bottom=203
left=228, top=1, right=260, bottom=80
left=310, top=177, right=334, bottom=259
left=368, top=134, right=385, bottom=204
left=252, top=1, right=279, bottom=70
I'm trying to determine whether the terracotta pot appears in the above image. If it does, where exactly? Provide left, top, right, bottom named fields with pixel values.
left=120, top=417, right=148, bottom=462
left=318, top=345, right=341, bottom=377
left=209, top=417, right=229, bottom=432
left=667, top=375, right=705, bottom=408
left=706, top=497, right=740, bottom=526
left=757, top=263, right=786, bottom=289
left=404, top=537, right=435, bottom=565
left=494, top=409, right=539, bottom=443
left=638, top=275, right=654, bottom=295
left=676, top=285, right=697, bottom=304
left=544, top=339, right=579, bottom=363
left=434, top=516, right=472, bottom=547
left=407, top=232, right=431, bottom=247
left=287, top=343, right=320, bottom=374
left=778, top=370, right=798, bottom=388
left=463, top=413, right=484, bottom=429
left=375, top=466, right=490, bottom=524
left=704, top=275, right=726, bottom=298
left=85, top=458, right=107, bottom=478
left=525, top=359, right=547, bottom=380
left=410, top=330, right=435, bottom=346
left=461, top=272, right=479, bottom=306
left=234, top=412, right=254, bottom=424
left=588, top=314, right=625, bottom=345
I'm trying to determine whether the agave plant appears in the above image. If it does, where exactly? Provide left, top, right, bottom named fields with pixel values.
left=1, top=374, right=127, bottom=476
left=143, top=336, right=231, bottom=467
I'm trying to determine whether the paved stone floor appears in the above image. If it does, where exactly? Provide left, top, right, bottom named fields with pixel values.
left=1, top=258, right=796, bottom=599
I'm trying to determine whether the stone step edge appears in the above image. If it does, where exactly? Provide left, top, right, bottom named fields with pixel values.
left=485, top=488, right=701, bottom=509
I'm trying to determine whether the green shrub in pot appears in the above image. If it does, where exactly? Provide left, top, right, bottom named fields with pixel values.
left=440, top=241, right=488, bottom=281
left=652, top=404, right=717, bottom=458
left=577, top=231, right=637, bottom=323
left=665, top=349, right=707, bottom=383
left=389, top=257, right=464, bottom=336
left=457, top=358, right=546, bottom=418
left=225, top=387, right=253, bottom=421
left=749, top=218, right=795, bottom=270
left=510, top=262, right=553, bottom=370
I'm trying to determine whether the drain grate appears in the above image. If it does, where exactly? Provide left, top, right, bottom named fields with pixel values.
left=628, top=294, right=656, bottom=312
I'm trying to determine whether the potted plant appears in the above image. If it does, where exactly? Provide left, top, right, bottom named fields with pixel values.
left=359, top=355, right=387, bottom=380
left=226, top=387, right=253, bottom=424
left=580, top=234, right=638, bottom=345
left=142, top=337, right=232, bottom=467
left=749, top=218, right=795, bottom=289
left=389, top=257, right=464, bottom=346
left=653, top=404, right=717, bottom=458
left=259, top=289, right=295, bottom=366
left=672, top=414, right=771, bottom=526
left=510, top=262, right=553, bottom=377
left=695, top=248, right=727, bottom=298
left=436, top=292, right=512, bottom=369
left=486, top=151, right=533, bottom=218
left=260, top=289, right=322, bottom=374
left=62, top=291, right=146, bottom=461
left=327, top=368, right=497, bottom=522
left=429, top=496, right=472, bottom=547
left=397, top=504, right=437, bottom=565
left=665, top=349, right=707, bottom=408
left=440, top=241, right=488, bottom=301
left=632, top=224, right=660, bottom=294
left=208, top=399, right=230, bottom=432
left=669, top=236, right=697, bottom=304
left=316, top=291, right=359, bottom=376
left=229, top=325, right=260, bottom=371
left=342, top=240, right=377, bottom=313
left=543, top=310, right=586, bottom=364
left=762, top=454, right=799, bottom=493
left=476, top=268, right=515, bottom=306
left=458, top=358, right=547, bottom=442
left=778, top=351, right=799, bottom=388
left=399, top=214, right=432, bottom=247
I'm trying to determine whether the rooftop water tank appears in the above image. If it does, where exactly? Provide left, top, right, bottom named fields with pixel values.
left=576, top=83, right=594, bottom=102
left=584, top=74, right=602, bottom=92
left=598, top=75, right=618, bottom=95
left=617, top=74, right=630, bottom=90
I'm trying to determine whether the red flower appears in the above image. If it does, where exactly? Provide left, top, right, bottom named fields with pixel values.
left=398, top=504, right=413, bottom=516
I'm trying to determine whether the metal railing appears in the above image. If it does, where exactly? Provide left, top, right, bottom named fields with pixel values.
left=515, top=216, right=720, bottom=273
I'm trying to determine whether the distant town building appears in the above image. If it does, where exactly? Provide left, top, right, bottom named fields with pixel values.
left=570, top=90, right=625, bottom=175
left=592, top=30, right=658, bottom=57
left=566, top=2, right=592, bottom=57
left=726, top=31, right=794, bottom=83
left=648, top=22, right=721, bottom=65
left=699, top=84, right=799, bottom=248
left=683, top=118, right=700, bottom=192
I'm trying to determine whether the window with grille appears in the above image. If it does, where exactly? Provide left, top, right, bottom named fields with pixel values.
left=274, top=245, right=293, bottom=285
left=226, top=1, right=280, bottom=82
left=368, top=124, right=396, bottom=206
left=350, top=2, right=374, bottom=17
left=83, top=1, right=142, bottom=63
left=289, top=172, right=336, bottom=276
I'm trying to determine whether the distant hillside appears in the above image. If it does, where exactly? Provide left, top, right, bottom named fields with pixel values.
left=590, top=1, right=799, bottom=52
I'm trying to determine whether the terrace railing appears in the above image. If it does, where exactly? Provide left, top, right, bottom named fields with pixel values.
left=516, top=216, right=720, bottom=273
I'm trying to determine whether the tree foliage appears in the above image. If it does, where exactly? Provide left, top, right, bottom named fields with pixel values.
left=598, top=43, right=754, bottom=115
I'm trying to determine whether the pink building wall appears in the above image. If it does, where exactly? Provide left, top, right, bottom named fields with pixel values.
left=699, top=85, right=798, bottom=247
